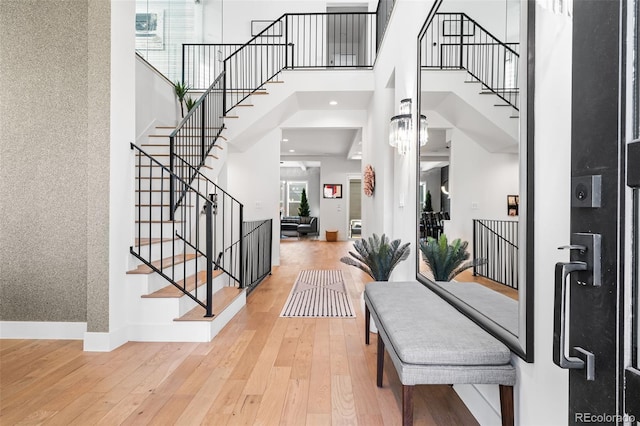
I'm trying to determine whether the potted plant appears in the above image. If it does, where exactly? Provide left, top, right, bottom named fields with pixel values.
left=174, top=80, right=191, bottom=118
left=340, top=233, right=410, bottom=281
left=424, top=190, right=433, bottom=212
left=419, top=234, right=485, bottom=281
left=298, top=188, right=311, bottom=223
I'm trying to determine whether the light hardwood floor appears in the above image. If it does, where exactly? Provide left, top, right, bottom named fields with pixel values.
left=0, top=239, right=478, bottom=425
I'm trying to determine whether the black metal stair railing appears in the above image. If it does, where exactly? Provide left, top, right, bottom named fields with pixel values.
left=472, top=219, right=519, bottom=289
left=169, top=72, right=225, bottom=215
left=241, top=219, right=273, bottom=293
left=172, top=153, right=245, bottom=285
left=131, top=143, right=232, bottom=317
left=421, top=12, right=520, bottom=110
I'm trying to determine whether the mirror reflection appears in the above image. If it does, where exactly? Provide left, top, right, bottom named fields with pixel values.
left=417, top=0, right=527, bottom=350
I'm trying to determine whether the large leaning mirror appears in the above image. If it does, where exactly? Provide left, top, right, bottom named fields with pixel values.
left=416, top=0, right=534, bottom=360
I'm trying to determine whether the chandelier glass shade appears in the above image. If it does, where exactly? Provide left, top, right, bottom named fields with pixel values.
left=389, top=98, right=428, bottom=155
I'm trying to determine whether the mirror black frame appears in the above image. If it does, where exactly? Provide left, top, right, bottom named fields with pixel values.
left=415, top=0, right=534, bottom=362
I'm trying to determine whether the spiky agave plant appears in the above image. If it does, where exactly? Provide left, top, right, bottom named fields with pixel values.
left=340, top=233, right=410, bottom=281
left=419, top=234, right=485, bottom=281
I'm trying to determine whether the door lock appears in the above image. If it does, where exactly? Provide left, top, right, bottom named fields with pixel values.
left=553, top=233, right=601, bottom=381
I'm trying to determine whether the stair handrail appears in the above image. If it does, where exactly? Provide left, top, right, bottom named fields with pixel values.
left=131, top=142, right=219, bottom=316
left=474, top=219, right=519, bottom=249
left=169, top=71, right=225, bottom=214
left=421, top=10, right=520, bottom=110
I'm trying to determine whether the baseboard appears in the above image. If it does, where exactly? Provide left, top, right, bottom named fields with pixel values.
left=454, top=383, right=503, bottom=426
left=0, top=321, right=87, bottom=340
left=83, top=327, right=129, bottom=352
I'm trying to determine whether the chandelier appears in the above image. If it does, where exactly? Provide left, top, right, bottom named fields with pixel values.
left=388, top=98, right=428, bottom=155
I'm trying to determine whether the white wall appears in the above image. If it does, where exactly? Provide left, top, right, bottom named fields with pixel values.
left=439, top=0, right=511, bottom=42
left=363, top=0, right=436, bottom=282
left=218, top=0, right=377, bottom=43
left=319, top=157, right=361, bottom=240
left=516, top=5, right=572, bottom=425
left=226, top=128, right=281, bottom=265
left=135, top=55, right=180, bottom=137
left=446, top=129, right=519, bottom=249
left=88, top=0, right=137, bottom=351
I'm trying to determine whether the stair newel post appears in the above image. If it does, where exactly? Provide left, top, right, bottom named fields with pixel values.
left=201, top=96, right=206, bottom=165
left=169, top=135, right=176, bottom=220
left=205, top=195, right=214, bottom=317
left=239, top=203, right=245, bottom=289
left=459, top=14, right=464, bottom=69
left=285, top=15, right=289, bottom=69
left=222, top=61, right=227, bottom=115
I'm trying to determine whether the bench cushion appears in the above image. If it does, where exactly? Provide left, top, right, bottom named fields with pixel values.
left=365, top=281, right=512, bottom=366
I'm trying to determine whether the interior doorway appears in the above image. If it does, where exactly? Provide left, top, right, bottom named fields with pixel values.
left=348, top=177, right=362, bottom=238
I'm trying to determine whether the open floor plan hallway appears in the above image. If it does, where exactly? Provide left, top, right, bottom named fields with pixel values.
left=1, top=240, right=477, bottom=425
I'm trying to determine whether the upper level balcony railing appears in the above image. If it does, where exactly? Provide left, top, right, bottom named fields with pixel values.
left=183, top=12, right=380, bottom=94
left=421, top=12, right=520, bottom=110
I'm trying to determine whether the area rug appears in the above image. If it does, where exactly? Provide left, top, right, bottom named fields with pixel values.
left=280, top=270, right=355, bottom=318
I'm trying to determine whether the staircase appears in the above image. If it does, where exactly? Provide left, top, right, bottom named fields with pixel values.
left=127, top=122, right=246, bottom=342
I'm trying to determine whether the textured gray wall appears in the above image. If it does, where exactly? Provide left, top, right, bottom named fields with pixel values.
left=0, top=0, right=111, bottom=330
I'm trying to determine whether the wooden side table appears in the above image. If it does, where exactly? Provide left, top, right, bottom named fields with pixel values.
left=325, top=230, right=338, bottom=242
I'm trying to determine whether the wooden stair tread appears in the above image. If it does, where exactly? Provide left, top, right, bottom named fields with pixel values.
left=142, top=270, right=224, bottom=298
left=222, top=115, right=239, bottom=119
left=136, top=204, right=193, bottom=207
left=134, top=237, right=177, bottom=246
left=136, top=153, right=219, bottom=160
left=135, top=219, right=185, bottom=224
left=174, top=287, right=244, bottom=321
left=127, top=253, right=200, bottom=275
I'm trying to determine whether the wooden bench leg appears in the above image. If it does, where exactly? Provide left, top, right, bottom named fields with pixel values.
left=376, top=335, right=384, bottom=387
left=402, top=385, right=414, bottom=426
left=499, top=385, right=514, bottom=426
left=365, top=304, right=370, bottom=345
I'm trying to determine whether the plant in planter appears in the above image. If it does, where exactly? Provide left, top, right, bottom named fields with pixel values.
left=340, top=233, right=410, bottom=281
left=298, top=188, right=311, bottom=223
left=424, top=190, right=433, bottom=212
left=419, top=234, right=485, bottom=281
left=185, top=96, right=197, bottom=113
left=174, top=80, right=191, bottom=118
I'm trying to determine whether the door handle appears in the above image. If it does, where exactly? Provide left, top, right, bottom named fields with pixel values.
left=553, top=261, right=596, bottom=380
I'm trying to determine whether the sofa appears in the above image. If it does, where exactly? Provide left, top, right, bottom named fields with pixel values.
left=280, top=216, right=319, bottom=237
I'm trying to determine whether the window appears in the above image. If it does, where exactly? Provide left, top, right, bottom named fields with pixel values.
left=280, top=181, right=308, bottom=216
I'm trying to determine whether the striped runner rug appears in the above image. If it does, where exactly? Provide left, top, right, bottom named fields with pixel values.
left=280, top=270, right=355, bottom=318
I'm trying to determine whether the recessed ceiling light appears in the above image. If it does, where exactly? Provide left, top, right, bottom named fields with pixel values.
left=329, top=100, right=338, bottom=106
left=282, top=138, right=289, bottom=142
left=289, top=149, right=295, bottom=153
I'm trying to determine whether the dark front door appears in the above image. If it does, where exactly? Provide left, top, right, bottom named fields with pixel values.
left=555, top=0, right=640, bottom=423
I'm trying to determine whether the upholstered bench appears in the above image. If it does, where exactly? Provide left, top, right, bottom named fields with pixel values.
left=364, top=281, right=516, bottom=426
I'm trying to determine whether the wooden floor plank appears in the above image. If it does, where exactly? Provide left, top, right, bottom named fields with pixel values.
left=0, top=240, right=479, bottom=426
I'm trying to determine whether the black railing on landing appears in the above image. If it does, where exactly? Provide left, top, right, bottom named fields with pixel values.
left=131, top=143, right=226, bottom=317
left=242, top=219, right=273, bottom=293
left=473, top=219, right=519, bottom=289
left=169, top=72, right=225, bottom=214
left=375, top=0, right=395, bottom=50
left=421, top=12, right=520, bottom=110
left=182, top=12, right=379, bottom=103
